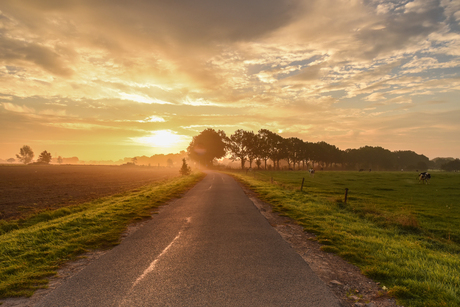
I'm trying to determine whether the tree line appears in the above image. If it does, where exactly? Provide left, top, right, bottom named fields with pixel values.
left=187, top=128, right=457, bottom=171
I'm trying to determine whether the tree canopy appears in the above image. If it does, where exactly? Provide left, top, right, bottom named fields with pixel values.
left=16, top=145, right=34, bottom=164
left=187, top=128, right=227, bottom=167
left=37, top=150, right=52, bottom=164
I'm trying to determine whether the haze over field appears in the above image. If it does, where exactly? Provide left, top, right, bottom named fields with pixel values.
left=1, top=0, right=459, bottom=161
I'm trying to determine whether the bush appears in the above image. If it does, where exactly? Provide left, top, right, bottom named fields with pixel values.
left=179, top=158, right=191, bottom=176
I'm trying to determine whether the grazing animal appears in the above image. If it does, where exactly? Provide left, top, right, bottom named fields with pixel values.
left=418, top=172, right=431, bottom=184
left=308, top=168, right=315, bottom=177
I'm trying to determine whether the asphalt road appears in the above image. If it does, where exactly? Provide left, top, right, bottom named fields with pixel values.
left=36, top=171, right=340, bottom=307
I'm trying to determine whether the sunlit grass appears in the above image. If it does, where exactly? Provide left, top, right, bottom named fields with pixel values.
left=0, top=172, right=205, bottom=299
left=230, top=170, right=460, bottom=307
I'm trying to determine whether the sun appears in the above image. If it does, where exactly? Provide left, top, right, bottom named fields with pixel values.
left=134, top=130, right=184, bottom=148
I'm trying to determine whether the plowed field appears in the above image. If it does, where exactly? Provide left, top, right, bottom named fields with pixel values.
left=0, top=165, right=180, bottom=220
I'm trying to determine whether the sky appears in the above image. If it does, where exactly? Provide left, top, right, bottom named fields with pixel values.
left=1, top=0, right=459, bottom=161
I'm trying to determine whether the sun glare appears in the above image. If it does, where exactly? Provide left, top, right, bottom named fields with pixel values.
left=134, top=130, right=184, bottom=148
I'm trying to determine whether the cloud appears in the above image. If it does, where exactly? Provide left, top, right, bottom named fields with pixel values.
left=0, top=33, right=73, bottom=77
left=2, top=102, right=34, bottom=113
left=0, top=0, right=460, bottom=160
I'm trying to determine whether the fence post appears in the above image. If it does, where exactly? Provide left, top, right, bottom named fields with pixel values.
left=344, top=188, right=349, bottom=204
left=300, top=178, right=305, bottom=191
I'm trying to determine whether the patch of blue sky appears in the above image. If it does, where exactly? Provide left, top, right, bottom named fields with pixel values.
left=247, top=63, right=273, bottom=75
left=322, top=89, right=347, bottom=100
left=288, top=55, right=323, bottom=67
left=247, top=55, right=321, bottom=77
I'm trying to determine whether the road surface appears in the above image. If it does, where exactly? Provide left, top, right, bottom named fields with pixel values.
left=36, top=171, right=340, bottom=306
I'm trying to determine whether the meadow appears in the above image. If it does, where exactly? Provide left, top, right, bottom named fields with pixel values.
left=0, top=172, right=205, bottom=300
left=231, top=170, right=460, bottom=307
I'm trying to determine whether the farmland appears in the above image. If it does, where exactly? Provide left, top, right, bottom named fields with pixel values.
left=0, top=170, right=205, bottom=299
left=230, top=170, right=460, bottom=307
left=0, top=165, right=180, bottom=220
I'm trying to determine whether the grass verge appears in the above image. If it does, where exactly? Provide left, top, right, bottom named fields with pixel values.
left=0, top=172, right=205, bottom=299
left=229, top=171, right=460, bottom=307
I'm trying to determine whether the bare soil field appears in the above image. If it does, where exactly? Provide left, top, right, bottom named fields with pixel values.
left=0, top=165, right=180, bottom=220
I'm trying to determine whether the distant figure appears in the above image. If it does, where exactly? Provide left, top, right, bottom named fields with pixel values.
left=308, top=168, right=315, bottom=177
left=418, top=172, right=431, bottom=184
left=359, top=169, right=364, bottom=172
left=369, top=169, right=371, bottom=172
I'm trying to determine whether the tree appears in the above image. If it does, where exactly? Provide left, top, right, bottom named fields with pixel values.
left=37, top=150, right=52, bottom=164
left=179, top=158, right=191, bottom=176
left=228, top=129, right=253, bottom=169
left=187, top=128, right=227, bottom=167
left=441, top=159, right=460, bottom=171
left=259, top=129, right=285, bottom=169
left=7, top=158, right=15, bottom=163
left=16, top=145, right=34, bottom=164
left=131, top=157, right=138, bottom=165
left=257, top=130, right=272, bottom=169
left=167, top=158, right=174, bottom=167
left=57, top=156, right=63, bottom=164
left=285, top=137, right=304, bottom=169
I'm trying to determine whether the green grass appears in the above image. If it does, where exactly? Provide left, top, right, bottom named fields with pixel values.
left=230, top=170, right=460, bottom=307
left=0, top=172, right=205, bottom=299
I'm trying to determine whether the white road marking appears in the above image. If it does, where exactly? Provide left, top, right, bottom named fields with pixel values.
left=131, top=231, right=182, bottom=287
left=119, top=217, right=191, bottom=306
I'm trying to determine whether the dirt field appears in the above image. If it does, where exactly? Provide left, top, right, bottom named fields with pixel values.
left=0, top=165, right=180, bottom=220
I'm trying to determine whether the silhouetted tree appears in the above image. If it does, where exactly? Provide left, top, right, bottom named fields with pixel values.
left=187, top=128, right=227, bottom=167
left=57, top=156, right=63, bottom=164
left=131, top=157, right=138, bottom=165
left=37, top=150, right=52, bottom=164
left=16, top=145, right=34, bottom=164
left=285, top=137, right=304, bottom=169
left=431, top=157, right=454, bottom=169
left=257, top=130, right=272, bottom=169
left=441, top=159, right=460, bottom=171
left=167, top=158, right=173, bottom=167
left=393, top=150, right=430, bottom=170
left=179, top=158, right=191, bottom=176
left=7, top=158, right=15, bottom=163
left=300, top=141, right=315, bottom=169
left=259, top=129, right=285, bottom=169
left=245, top=131, right=259, bottom=168
left=344, top=146, right=394, bottom=170
left=228, top=129, right=257, bottom=169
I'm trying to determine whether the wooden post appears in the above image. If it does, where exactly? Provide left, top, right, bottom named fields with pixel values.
left=300, top=178, right=305, bottom=191
left=344, top=188, right=349, bottom=204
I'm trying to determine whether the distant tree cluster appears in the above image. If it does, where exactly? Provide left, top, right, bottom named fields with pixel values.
left=16, top=145, right=53, bottom=165
left=187, top=129, right=438, bottom=171
left=440, top=159, right=460, bottom=171
left=125, top=151, right=188, bottom=167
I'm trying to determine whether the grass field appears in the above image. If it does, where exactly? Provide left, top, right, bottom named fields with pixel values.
left=0, top=172, right=205, bottom=300
left=230, top=170, right=460, bottom=307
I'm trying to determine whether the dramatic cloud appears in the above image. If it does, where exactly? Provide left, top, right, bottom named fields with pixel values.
left=0, top=0, right=459, bottom=160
